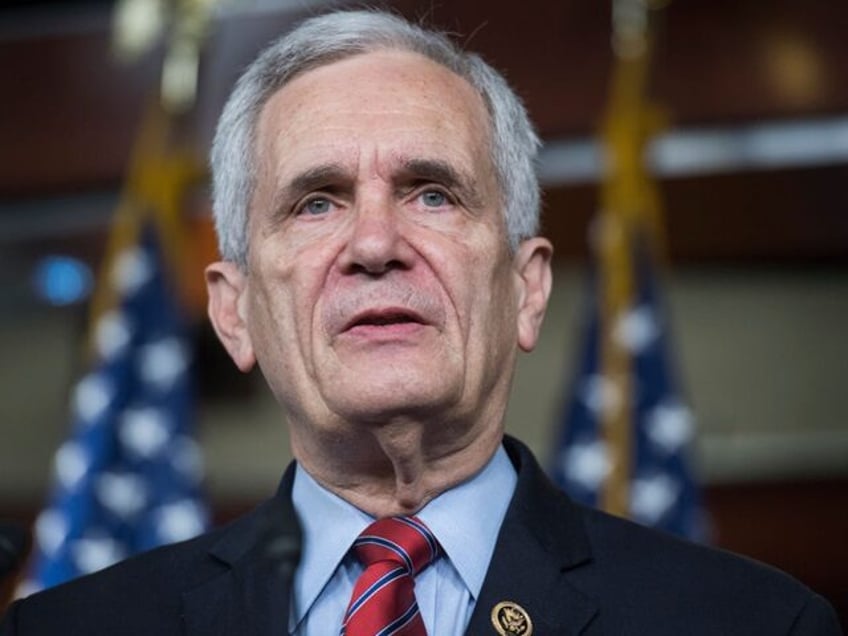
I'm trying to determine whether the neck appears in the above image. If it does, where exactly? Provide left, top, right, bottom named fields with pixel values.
left=290, top=418, right=503, bottom=517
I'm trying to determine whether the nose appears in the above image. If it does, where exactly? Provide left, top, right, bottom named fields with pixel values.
left=339, top=195, right=414, bottom=275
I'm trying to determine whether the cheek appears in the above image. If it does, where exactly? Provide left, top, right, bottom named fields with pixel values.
left=245, top=267, right=318, bottom=399
left=474, top=253, right=519, bottom=337
left=245, top=245, right=297, bottom=342
left=441, top=240, right=516, bottom=338
left=245, top=281, right=286, bottom=360
left=252, top=236, right=341, bottom=351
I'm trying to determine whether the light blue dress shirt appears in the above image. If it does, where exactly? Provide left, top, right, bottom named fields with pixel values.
left=289, top=444, right=518, bottom=635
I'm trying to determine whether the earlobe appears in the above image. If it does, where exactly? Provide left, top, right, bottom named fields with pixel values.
left=514, top=237, right=554, bottom=352
left=205, top=261, right=256, bottom=372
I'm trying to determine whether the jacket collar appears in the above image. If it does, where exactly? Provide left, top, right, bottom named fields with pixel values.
left=181, top=463, right=301, bottom=636
left=466, top=435, right=599, bottom=635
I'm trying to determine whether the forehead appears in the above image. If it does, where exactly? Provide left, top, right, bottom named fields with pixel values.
left=255, top=49, right=494, bottom=183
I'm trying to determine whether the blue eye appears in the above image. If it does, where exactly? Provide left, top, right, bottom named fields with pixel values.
left=301, top=197, right=332, bottom=215
left=420, top=190, right=448, bottom=208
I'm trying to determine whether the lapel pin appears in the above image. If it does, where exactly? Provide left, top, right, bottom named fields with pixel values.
left=491, top=600, right=533, bottom=636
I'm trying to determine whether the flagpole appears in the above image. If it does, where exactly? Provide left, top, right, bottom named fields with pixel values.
left=597, top=0, right=669, bottom=516
left=86, top=0, right=214, bottom=358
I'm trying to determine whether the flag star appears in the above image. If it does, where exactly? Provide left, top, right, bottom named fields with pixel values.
left=112, top=246, right=153, bottom=295
left=94, top=310, right=133, bottom=360
left=579, top=374, right=622, bottom=417
left=154, top=500, right=207, bottom=543
left=562, top=440, right=611, bottom=491
left=119, top=407, right=170, bottom=458
left=646, top=400, right=696, bottom=454
left=54, top=442, right=90, bottom=490
left=169, top=436, right=204, bottom=483
left=613, top=305, right=660, bottom=354
left=34, top=510, right=68, bottom=557
left=15, top=579, right=43, bottom=599
left=95, top=472, right=149, bottom=519
left=72, top=374, right=114, bottom=423
left=71, top=533, right=127, bottom=574
left=138, top=337, right=188, bottom=391
left=630, top=473, right=681, bottom=525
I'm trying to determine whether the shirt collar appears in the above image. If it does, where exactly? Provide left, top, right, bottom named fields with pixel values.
left=290, top=443, right=517, bottom=625
left=291, top=463, right=372, bottom=629
left=415, top=444, right=517, bottom=597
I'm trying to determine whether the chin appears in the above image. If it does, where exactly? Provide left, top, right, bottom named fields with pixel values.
left=324, top=375, right=461, bottom=424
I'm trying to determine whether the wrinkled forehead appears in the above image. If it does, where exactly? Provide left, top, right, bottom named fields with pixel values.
left=253, top=49, right=498, bottom=198
left=260, top=45, right=490, bottom=127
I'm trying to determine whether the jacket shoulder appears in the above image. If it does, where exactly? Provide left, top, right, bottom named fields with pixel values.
left=1, top=500, right=275, bottom=636
left=575, top=504, right=842, bottom=634
left=500, top=436, right=841, bottom=634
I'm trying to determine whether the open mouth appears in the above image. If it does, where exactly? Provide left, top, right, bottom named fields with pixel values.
left=343, top=308, right=426, bottom=332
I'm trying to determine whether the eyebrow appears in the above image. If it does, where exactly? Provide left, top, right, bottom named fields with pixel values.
left=288, top=163, right=351, bottom=198
left=398, top=158, right=486, bottom=209
left=268, top=157, right=487, bottom=221
left=270, top=163, right=352, bottom=221
left=280, top=163, right=353, bottom=200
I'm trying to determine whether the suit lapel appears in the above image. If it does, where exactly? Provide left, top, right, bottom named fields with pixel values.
left=467, top=437, right=600, bottom=635
left=182, top=463, right=302, bottom=636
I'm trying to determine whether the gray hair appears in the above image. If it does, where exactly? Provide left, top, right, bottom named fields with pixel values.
left=211, top=9, right=541, bottom=268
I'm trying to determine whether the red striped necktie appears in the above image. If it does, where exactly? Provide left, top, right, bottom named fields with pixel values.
left=341, top=516, right=440, bottom=636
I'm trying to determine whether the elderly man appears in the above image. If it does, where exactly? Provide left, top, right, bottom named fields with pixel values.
left=1, top=9, right=841, bottom=636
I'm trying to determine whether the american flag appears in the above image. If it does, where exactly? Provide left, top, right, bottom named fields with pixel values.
left=551, top=235, right=703, bottom=540
left=20, top=225, right=209, bottom=594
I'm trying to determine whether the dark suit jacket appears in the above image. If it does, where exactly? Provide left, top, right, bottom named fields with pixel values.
left=1, top=436, right=841, bottom=635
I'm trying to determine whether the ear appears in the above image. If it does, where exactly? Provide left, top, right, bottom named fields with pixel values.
left=513, top=237, right=553, bottom=352
left=205, top=261, right=256, bottom=372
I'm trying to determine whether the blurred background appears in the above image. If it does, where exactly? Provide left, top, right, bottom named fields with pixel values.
left=0, top=0, right=846, bottom=627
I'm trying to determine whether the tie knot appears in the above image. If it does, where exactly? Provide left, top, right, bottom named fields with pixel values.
left=353, top=516, right=439, bottom=575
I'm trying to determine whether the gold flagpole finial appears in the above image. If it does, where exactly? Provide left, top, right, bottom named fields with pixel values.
left=160, top=0, right=219, bottom=113
left=113, top=0, right=223, bottom=113
left=113, top=0, right=167, bottom=61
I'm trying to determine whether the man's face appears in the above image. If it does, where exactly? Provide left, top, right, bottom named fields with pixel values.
left=208, top=50, right=551, bottom=444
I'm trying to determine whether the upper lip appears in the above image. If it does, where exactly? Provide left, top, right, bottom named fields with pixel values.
left=341, top=306, right=428, bottom=332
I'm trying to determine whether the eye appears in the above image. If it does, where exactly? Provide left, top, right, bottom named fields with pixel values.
left=298, top=196, right=333, bottom=216
left=418, top=189, right=450, bottom=208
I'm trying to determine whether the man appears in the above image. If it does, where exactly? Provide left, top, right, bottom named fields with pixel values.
left=1, top=9, right=841, bottom=636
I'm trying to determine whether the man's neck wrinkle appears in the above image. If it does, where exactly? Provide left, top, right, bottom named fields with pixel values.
left=293, top=424, right=502, bottom=518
